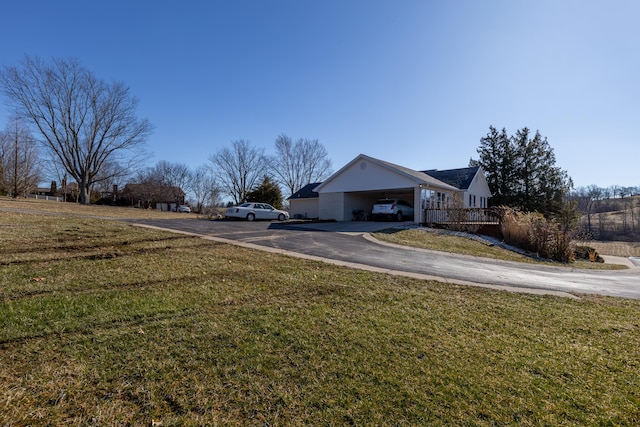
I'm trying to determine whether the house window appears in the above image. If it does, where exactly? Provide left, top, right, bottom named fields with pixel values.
left=422, top=190, right=450, bottom=209
left=469, top=195, right=476, bottom=207
left=421, top=188, right=431, bottom=209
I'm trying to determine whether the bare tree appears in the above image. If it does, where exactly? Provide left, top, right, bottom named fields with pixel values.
left=209, top=140, right=269, bottom=205
left=0, top=116, right=41, bottom=197
left=149, top=161, right=191, bottom=205
left=190, top=164, right=220, bottom=214
left=92, top=159, right=132, bottom=202
left=0, top=56, right=152, bottom=204
left=574, top=185, right=603, bottom=236
left=0, top=126, right=6, bottom=194
left=272, top=134, right=333, bottom=197
left=609, top=185, right=620, bottom=199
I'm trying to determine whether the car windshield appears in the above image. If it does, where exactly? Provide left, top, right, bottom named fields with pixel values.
left=375, top=199, right=393, bottom=204
left=239, top=203, right=251, bottom=207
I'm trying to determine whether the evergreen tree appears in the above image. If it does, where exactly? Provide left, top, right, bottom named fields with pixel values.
left=475, top=126, right=517, bottom=207
left=246, top=176, right=283, bottom=209
left=474, top=126, right=572, bottom=217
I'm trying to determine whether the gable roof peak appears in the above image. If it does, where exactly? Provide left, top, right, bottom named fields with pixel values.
left=314, top=153, right=458, bottom=192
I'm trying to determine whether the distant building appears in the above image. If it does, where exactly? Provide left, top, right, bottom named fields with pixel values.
left=120, top=183, right=185, bottom=209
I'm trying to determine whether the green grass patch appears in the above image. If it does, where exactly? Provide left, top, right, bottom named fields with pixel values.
left=1, top=212, right=639, bottom=426
left=373, top=228, right=627, bottom=269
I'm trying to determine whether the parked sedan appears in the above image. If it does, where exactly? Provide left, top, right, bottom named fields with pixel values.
left=225, top=202, right=289, bottom=221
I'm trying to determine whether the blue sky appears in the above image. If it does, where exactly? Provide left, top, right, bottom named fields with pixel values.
left=2, top=0, right=639, bottom=189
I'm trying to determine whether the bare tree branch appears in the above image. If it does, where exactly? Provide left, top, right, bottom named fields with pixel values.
left=272, top=134, right=332, bottom=196
left=209, top=140, right=269, bottom=205
left=0, top=116, right=42, bottom=197
left=0, top=56, right=152, bottom=204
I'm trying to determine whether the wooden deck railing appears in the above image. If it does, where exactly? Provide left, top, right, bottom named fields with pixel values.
left=423, top=208, right=500, bottom=225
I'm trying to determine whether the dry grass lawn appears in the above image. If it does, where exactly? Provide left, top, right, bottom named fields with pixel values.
left=0, top=198, right=639, bottom=425
left=0, top=196, right=199, bottom=219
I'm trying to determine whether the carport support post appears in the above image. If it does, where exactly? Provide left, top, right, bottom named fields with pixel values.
left=414, top=186, right=421, bottom=223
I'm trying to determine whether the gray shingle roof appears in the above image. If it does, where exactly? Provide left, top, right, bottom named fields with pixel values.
left=287, top=182, right=322, bottom=200
left=422, top=166, right=480, bottom=190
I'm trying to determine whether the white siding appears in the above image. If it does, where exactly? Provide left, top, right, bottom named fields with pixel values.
left=289, top=199, right=319, bottom=219
left=466, top=171, right=492, bottom=208
left=319, top=192, right=345, bottom=221
left=319, top=158, right=418, bottom=192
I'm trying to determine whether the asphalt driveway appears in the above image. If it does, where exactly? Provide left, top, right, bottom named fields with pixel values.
left=131, top=218, right=640, bottom=300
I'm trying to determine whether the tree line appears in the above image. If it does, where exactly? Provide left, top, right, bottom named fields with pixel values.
left=570, top=184, right=640, bottom=240
left=0, top=116, right=41, bottom=198
left=0, top=56, right=332, bottom=209
left=111, top=136, right=332, bottom=213
left=473, top=125, right=639, bottom=246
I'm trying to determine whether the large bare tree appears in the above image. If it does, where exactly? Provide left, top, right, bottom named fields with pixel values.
left=209, top=139, right=269, bottom=205
left=272, top=134, right=333, bottom=197
left=0, top=116, right=41, bottom=197
left=0, top=56, right=152, bottom=204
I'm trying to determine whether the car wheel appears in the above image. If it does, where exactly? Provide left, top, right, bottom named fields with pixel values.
left=396, top=211, right=403, bottom=221
left=247, top=213, right=255, bottom=221
left=278, top=213, right=286, bottom=221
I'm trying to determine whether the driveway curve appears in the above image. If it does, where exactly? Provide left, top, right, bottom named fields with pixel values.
left=131, top=218, right=640, bottom=300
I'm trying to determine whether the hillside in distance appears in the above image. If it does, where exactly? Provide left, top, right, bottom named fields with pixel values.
left=579, top=194, right=640, bottom=242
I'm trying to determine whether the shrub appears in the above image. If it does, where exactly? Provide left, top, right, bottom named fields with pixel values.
left=498, top=207, right=529, bottom=249
left=498, top=207, right=575, bottom=263
left=574, top=245, right=605, bottom=263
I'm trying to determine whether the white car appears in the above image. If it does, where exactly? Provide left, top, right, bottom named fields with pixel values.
left=225, top=202, right=289, bottom=221
left=371, top=198, right=414, bottom=221
left=177, top=205, right=191, bottom=213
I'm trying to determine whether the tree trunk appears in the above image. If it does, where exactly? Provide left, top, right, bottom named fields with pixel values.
left=79, top=178, right=91, bottom=205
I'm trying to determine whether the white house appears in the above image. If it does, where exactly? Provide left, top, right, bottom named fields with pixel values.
left=288, top=154, right=492, bottom=223
left=423, top=166, right=491, bottom=209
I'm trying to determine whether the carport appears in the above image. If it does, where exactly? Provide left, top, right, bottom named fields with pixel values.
left=313, top=154, right=457, bottom=223
left=323, top=188, right=416, bottom=221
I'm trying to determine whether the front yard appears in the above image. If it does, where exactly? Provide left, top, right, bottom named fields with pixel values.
left=0, top=206, right=639, bottom=425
